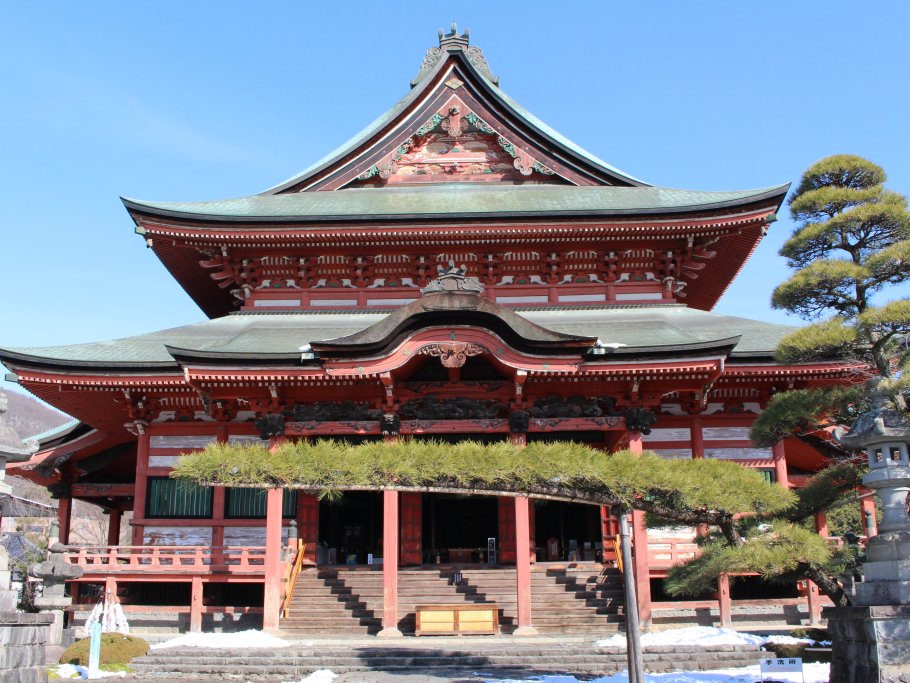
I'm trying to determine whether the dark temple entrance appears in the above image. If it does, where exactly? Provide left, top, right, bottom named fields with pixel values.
left=423, top=493, right=498, bottom=564
left=318, top=492, right=382, bottom=565
left=533, top=500, right=602, bottom=562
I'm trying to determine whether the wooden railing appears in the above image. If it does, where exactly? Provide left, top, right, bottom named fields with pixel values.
left=65, top=545, right=267, bottom=575
left=646, top=538, right=701, bottom=570
left=281, top=540, right=306, bottom=619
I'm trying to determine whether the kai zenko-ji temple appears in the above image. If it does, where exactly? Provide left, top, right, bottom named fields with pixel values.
left=1, top=28, right=867, bottom=636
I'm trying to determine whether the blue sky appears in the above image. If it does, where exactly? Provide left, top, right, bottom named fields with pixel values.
left=2, top=2, right=909, bottom=398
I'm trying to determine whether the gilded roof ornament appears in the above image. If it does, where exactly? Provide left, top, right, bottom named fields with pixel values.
left=411, top=24, right=499, bottom=88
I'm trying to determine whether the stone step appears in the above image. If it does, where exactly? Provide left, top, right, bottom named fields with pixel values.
left=132, top=644, right=765, bottom=680
left=286, top=565, right=626, bottom=635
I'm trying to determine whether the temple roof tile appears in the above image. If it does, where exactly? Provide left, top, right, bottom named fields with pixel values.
left=124, top=183, right=787, bottom=223
left=0, top=304, right=797, bottom=371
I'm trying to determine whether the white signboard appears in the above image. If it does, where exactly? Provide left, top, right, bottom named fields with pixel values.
left=760, top=657, right=804, bottom=681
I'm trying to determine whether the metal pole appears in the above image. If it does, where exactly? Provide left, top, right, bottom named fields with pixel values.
left=619, top=507, right=644, bottom=683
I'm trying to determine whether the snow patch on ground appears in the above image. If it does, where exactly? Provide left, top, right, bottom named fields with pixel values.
left=763, top=634, right=816, bottom=645
left=49, top=663, right=127, bottom=679
left=283, top=670, right=338, bottom=683
left=594, top=626, right=768, bottom=648
left=484, top=662, right=830, bottom=683
left=150, top=629, right=307, bottom=649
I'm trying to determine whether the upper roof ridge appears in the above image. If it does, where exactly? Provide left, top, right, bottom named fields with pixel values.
left=411, top=23, right=499, bottom=87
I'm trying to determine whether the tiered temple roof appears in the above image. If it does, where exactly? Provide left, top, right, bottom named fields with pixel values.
left=0, top=26, right=861, bottom=491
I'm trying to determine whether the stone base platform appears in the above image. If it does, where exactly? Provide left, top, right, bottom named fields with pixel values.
left=132, top=637, right=766, bottom=680
left=825, top=604, right=910, bottom=683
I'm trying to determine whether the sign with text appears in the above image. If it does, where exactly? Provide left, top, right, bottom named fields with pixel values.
left=88, top=621, right=102, bottom=679
left=760, top=657, right=804, bottom=682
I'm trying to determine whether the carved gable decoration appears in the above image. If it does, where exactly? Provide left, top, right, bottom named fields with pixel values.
left=420, top=261, right=484, bottom=295
left=349, top=99, right=565, bottom=187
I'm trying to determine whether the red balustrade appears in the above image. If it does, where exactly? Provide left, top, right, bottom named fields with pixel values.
left=65, top=545, right=268, bottom=575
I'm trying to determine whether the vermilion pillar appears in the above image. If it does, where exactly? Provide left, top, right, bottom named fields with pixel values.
left=717, top=574, right=732, bottom=627
left=772, top=440, right=789, bottom=488
left=815, top=512, right=829, bottom=538
left=379, top=489, right=402, bottom=637
left=190, top=575, right=203, bottom=633
left=57, top=495, right=72, bottom=545
left=690, top=418, right=704, bottom=459
left=628, top=431, right=652, bottom=627
left=262, top=487, right=284, bottom=630
left=107, top=509, right=122, bottom=546
left=131, top=432, right=150, bottom=546
left=806, top=579, right=822, bottom=624
left=262, top=436, right=285, bottom=631
left=514, top=495, right=537, bottom=635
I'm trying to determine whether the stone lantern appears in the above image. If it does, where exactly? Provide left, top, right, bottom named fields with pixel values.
left=826, top=384, right=910, bottom=682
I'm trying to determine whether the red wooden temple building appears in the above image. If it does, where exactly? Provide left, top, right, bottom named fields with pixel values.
left=0, top=28, right=866, bottom=636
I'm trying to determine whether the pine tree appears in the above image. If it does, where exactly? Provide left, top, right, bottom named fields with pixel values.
left=752, top=155, right=910, bottom=446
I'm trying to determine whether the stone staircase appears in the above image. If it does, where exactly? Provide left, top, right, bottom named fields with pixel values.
left=280, top=562, right=624, bottom=636
left=131, top=640, right=767, bottom=680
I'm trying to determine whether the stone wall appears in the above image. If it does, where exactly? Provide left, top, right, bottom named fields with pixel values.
left=825, top=604, right=910, bottom=683
left=0, top=611, right=53, bottom=683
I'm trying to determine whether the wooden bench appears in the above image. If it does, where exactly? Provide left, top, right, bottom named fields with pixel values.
left=414, top=603, right=499, bottom=636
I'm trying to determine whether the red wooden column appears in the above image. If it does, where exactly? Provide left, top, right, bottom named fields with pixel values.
left=262, top=436, right=286, bottom=631
left=691, top=418, right=710, bottom=538
left=806, top=578, right=822, bottom=625
left=212, top=426, right=228, bottom=553
left=106, top=509, right=122, bottom=546
left=131, top=432, right=150, bottom=546
left=690, top=418, right=704, bottom=459
left=57, top=495, right=72, bottom=545
left=190, top=575, right=203, bottom=633
left=772, top=440, right=789, bottom=488
left=379, top=489, right=402, bottom=637
left=717, top=574, right=732, bottom=627
left=628, top=431, right=653, bottom=628
left=514, top=495, right=537, bottom=635
left=815, top=512, right=829, bottom=538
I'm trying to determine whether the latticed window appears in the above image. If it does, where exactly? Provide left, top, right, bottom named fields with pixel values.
left=758, top=469, right=776, bottom=484
left=146, top=477, right=213, bottom=518
left=225, top=488, right=297, bottom=519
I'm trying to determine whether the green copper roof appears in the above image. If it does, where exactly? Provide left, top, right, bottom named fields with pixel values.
left=124, top=183, right=787, bottom=223
left=0, top=305, right=795, bottom=369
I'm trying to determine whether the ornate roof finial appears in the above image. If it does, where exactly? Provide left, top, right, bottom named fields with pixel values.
left=411, top=26, right=499, bottom=88
left=438, top=22, right=470, bottom=51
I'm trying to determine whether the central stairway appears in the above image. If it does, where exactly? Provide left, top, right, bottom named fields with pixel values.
left=280, top=562, right=624, bottom=636
left=131, top=640, right=767, bottom=680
